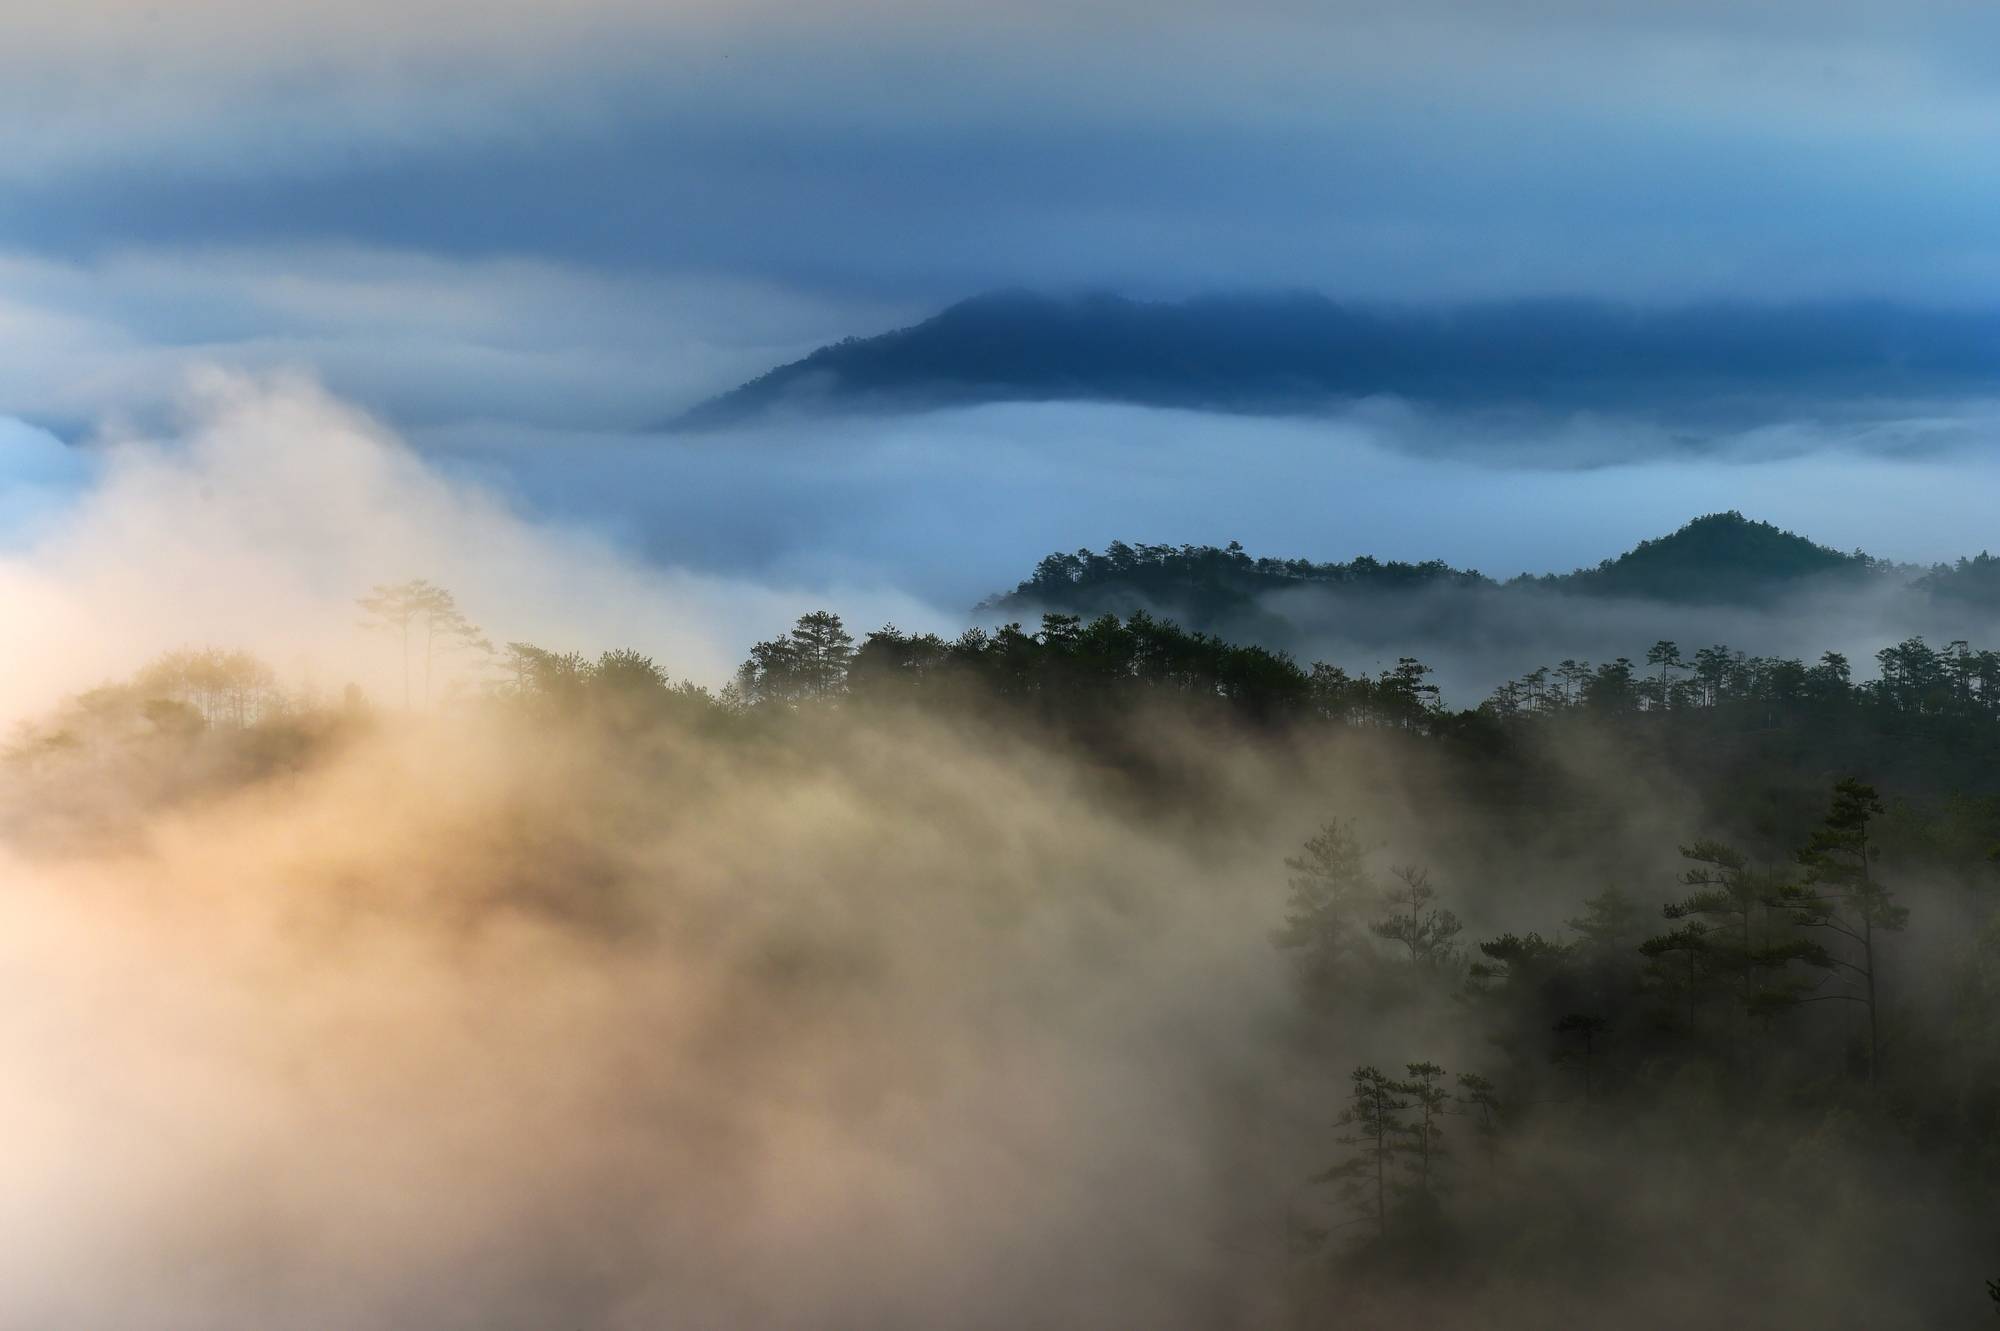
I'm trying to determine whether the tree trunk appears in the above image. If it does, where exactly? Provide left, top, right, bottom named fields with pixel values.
left=1860, top=829, right=1879, bottom=1086
left=1375, top=1119, right=1387, bottom=1239
left=1863, top=913, right=1878, bottom=1086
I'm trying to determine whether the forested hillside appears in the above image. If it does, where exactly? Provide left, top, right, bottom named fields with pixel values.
left=8, top=581, right=1999, bottom=1326
left=976, top=515, right=2000, bottom=705
left=985, top=512, right=1890, bottom=621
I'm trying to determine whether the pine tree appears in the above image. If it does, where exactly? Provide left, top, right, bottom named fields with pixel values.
left=1371, top=865, right=1464, bottom=973
left=1397, top=1062, right=1450, bottom=1199
left=1774, top=779, right=1908, bottom=1084
left=357, top=579, right=490, bottom=709
left=1553, top=1013, right=1608, bottom=1103
left=1322, top=1065, right=1410, bottom=1242
left=1454, top=1072, right=1501, bottom=1171
left=1276, top=820, right=1373, bottom=997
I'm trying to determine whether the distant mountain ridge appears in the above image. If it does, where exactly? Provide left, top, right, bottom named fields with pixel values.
left=971, top=512, right=2000, bottom=701
left=979, top=512, right=1991, bottom=626
left=672, top=290, right=2000, bottom=427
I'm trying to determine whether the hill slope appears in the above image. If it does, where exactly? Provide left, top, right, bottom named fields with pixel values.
left=1534, top=512, right=1875, bottom=602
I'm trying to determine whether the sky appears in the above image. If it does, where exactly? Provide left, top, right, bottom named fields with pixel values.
left=3, top=0, right=1998, bottom=656
left=4, top=1, right=2000, bottom=427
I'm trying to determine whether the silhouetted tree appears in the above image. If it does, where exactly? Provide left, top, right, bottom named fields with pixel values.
left=1554, top=1013, right=1608, bottom=1103
left=1640, top=921, right=1714, bottom=1031
left=1775, top=779, right=1908, bottom=1084
left=789, top=610, right=856, bottom=701
left=1323, top=1065, right=1409, bottom=1242
left=1398, top=1061, right=1449, bottom=1200
left=1454, top=1072, right=1501, bottom=1171
left=1371, top=865, right=1464, bottom=973
left=1566, top=886, right=1645, bottom=956
left=358, top=579, right=490, bottom=709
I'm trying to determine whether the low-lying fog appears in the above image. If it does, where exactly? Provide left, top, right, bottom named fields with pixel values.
left=414, top=399, right=2000, bottom=606
left=4, top=374, right=1997, bottom=1330
left=8, top=378, right=2000, bottom=716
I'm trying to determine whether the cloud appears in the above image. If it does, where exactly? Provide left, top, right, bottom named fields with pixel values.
left=0, top=372, right=948, bottom=727
left=12, top=375, right=1999, bottom=730
left=0, top=415, right=91, bottom=545
left=0, top=691, right=1328, bottom=1329
left=0, top=248, right=918, bottom=431
left=3, top=0, right=1999, bottom=318
left=418, top=398, right=2000, bottom=611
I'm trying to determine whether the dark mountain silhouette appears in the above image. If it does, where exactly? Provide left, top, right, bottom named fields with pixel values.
left=672, top=290, right=2000, bottom=427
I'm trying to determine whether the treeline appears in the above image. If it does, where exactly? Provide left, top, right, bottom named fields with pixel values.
left=471, top=607, right=2000, bottom=868
left=981, top=540, right=1492, bottom=620
left=1483, top=636, right=2000, bottom=721
left=22, top=600, right=2000, bottom=842
left=17, top=587, right=2000, bottom=876
left=721, top=610, right=2000, bottom=756
left=983, top=514, right=2000, bottom=621
left=7, top=648, right=288, bottom=766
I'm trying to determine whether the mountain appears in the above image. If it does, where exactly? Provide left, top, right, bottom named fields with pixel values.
left=672, top=290, right=2000, bottom=427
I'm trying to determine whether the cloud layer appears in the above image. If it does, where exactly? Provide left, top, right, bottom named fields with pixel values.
left=3, top=2, right=1999, bottom=433
left=0, top=375, right=946, bottom=726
